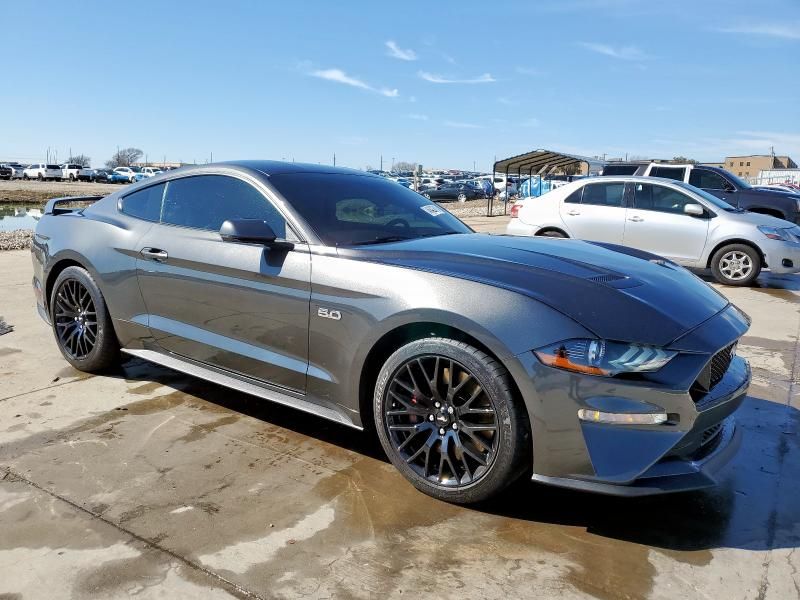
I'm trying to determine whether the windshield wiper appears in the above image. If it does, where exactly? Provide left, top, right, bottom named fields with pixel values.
left=349, top=235, right=415, bottom=246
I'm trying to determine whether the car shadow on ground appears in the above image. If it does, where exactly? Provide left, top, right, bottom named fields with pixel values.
left=696, top=269, right=800, bottom=291
left=114, top=358, right=799, bottom=555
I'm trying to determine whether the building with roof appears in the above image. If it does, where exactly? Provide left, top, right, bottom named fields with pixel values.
left=722, top=155, right=797, bottom=179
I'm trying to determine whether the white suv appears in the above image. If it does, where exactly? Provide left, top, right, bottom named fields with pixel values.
left=507, top=176, right=800, bottom=286
left=113, top=166, right=143, bottom=183
left=23, top=163, right=63, bottom=181
left=141, top=166, right=162, bottom=177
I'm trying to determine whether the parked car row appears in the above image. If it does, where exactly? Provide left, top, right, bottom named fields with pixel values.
left=0, top=162, right=165, bottom=183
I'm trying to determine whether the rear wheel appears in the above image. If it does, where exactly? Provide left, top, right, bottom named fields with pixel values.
left=50, top=266, right=119, bottom=372
left=374, top=338, right=530, bottom=504
left=710, top=244, right=761, bottom=286
left=69, top=174, right=75, bottom=182
left=537, top=230, right=567, bottom=238
left=37, top=173, right=43, bottom=181
left=457, top=193, right=467, bottom=202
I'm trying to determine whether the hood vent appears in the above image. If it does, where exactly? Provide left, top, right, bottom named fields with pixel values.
left=586, top=273, right=626, bottom=284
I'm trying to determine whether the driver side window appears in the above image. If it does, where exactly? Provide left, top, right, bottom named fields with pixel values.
left=633, top=183, right=694, bottom=215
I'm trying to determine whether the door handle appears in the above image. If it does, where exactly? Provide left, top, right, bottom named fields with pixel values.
left=628, top=216, right=644, bottom=222
left=566, top=210, right=581, bottom=216
left=140, top=247, right=169, bottom=262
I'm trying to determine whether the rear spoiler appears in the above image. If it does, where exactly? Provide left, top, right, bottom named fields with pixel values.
left=44, top=196, right=104, bottom=215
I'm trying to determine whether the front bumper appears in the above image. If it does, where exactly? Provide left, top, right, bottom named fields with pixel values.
left=509, top=305, right=751, bottom=496
left=762, top=238, right=800, bottom=274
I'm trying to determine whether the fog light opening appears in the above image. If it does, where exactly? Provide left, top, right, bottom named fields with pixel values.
left=578, top=408, right=668, bottom=425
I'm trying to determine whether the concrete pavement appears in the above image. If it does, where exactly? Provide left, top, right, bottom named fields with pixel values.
left=1, top=223, right=798, bottom=599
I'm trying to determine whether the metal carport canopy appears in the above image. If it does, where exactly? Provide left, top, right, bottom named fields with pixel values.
left=493, top=149, right=603, bottom=176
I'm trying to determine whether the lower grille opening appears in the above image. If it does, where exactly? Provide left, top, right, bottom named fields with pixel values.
left=691, top=343, right=737, bottom=402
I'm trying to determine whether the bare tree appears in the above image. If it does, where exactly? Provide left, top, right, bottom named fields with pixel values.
left=393, top=161, right=416, bottom=172
left=671, top=156, right=697, bottom=164
left=66, top=154, right=91, bottom=167
left=106, top=148, right=144, bottom=168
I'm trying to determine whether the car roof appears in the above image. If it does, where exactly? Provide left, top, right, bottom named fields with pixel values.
left=218, top=160, right=374, bottom=178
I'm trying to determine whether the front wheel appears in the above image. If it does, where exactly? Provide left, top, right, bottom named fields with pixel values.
left=374, top=338, right=530, bottom=504
left=50, top=266, right=120, bottom=372
left=711, top=244, right=761, bottom=286
left=537, top=230, right=567, bottom=238
left=423, top=193, right=431, bottom=199
left=37, top=174, right=43, bottom=181
left=457, top=193, right=467, bottom=203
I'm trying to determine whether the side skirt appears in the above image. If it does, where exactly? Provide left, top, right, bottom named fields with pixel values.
left=121, top=348, right=362, bottom=431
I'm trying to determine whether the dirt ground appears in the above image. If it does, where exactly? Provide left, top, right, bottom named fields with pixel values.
left=0, top=217, right=798, bottom=599
left=0, top=179, right=117, bottom=204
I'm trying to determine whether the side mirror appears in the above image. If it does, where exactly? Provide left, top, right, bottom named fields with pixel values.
left=723, top=184, right=736, bottom=193
left=219, top=219, right=294, bottom=250
left=684, top=203, right=705, bottom=216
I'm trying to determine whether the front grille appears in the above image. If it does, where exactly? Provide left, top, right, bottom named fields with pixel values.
left=691, top=343, right=736, bottom=400
left=701, top=423, right=723, bottom=446
left=709, top=343, right=736, bottom=388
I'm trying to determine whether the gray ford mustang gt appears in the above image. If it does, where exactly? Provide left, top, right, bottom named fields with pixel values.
left=31, top=161, right=752, bottom=503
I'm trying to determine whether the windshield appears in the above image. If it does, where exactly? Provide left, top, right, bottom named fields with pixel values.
left=46, top=164, right=60, bottom=169
left=723, top=171, right=752, bottom=189
left=269, top=173, right=473, bottom=246
left=674, top=181, right=738, bottom=211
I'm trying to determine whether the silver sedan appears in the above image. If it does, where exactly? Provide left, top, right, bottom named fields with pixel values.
left=507, top=175, right=800, bottom=285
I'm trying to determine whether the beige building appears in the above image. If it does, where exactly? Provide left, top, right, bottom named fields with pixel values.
left=722, top=155, right=797, bottom=179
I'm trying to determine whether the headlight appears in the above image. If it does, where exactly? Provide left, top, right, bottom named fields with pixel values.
left=534, top=339, right=677, bottom=376
left=758, top=226, right=789, bottom=241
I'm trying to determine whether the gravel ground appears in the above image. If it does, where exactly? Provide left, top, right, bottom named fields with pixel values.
left=0, top=229, right=33, bottom=251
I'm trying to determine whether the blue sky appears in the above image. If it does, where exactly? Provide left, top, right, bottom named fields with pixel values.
left=1, top=0, right=798, bottom=170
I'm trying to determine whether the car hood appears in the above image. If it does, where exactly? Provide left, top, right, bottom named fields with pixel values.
left=341, top=233, right=731, bottom=348
left=722, top=209, right=795, bottom=228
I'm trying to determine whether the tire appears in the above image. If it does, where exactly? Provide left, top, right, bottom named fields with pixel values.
left=374, top=337, right=530, bottom=504
left=710, top=244, right=761, bottom=286
left=457, top=193, right=467, bottom=203
left=50, top=266, right=119, bottom=372
left=23, top=174, right=29, bottom=180
left=37, top=174, right=43, bottom=181
left=537, top=230, right=567, bottom=238
left=423, top=193, right=431, bottom=199
left=69, top=174, right=75, bottom=182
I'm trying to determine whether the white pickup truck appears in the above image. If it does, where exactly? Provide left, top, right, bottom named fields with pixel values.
left=60, top=163, right=85, bottom=182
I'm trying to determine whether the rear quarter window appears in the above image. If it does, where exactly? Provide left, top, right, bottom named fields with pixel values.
left=121, top=183, right=165, bottom=222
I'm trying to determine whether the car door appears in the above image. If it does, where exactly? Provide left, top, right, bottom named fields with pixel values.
left=689, top=168, right=739, bottom=207
left=559, top=181, right=627, bottom=243
left=134, top=173, right=311, bottom=392
left=622, top=181, right=709, bottom=264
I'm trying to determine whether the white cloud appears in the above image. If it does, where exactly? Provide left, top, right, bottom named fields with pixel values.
left=407, top=113, right=429, bottom=120
left=310, top=68, right=398, bottom=97
left=385, top=40, right=417, bottom=61
left=442, top=53, right=457, bottom=64
left=579, top=42, right=649, bottom=61
left=717, top=22, right=800, bottom=40
left=444, top=121, right=483, bottom=129
left=419, top=71, right=496, bottom=84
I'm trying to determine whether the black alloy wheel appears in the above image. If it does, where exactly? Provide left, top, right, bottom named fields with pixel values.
left=50, top=266, right=119, bottom=371
left=53, top=278, right=98, bottom=359
left=375, top=338, right=529, bottom=503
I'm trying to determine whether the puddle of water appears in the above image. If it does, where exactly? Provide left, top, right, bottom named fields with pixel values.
left=0, top=205, right=43, bottom=232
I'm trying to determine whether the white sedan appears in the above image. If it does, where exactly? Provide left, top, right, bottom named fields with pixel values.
left=506, top=175, right=800, bottom=286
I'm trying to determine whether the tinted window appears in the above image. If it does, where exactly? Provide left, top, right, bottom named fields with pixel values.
left=650, top=166, right=686, bottom=181
left=601, top=164, right=638, bottom=176
left=633, top=183, right=695, bottom=214
left=580, top=182, right=625, bottom=207
left=268, top=173, right=471, bottom=246
left=564, top=187, right=583, bottom=204
left=161, top=175, right=287, bottom=237
left=689, top=169, right=729, bottom=190
left=122, top=183, right=164, bottom=221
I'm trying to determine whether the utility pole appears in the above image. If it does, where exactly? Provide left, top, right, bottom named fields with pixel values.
left=210, top=151, right=213, bottom=163
left=380, top=154, right=383, bottom=171
left=333, top=152, right=336, bottom=166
